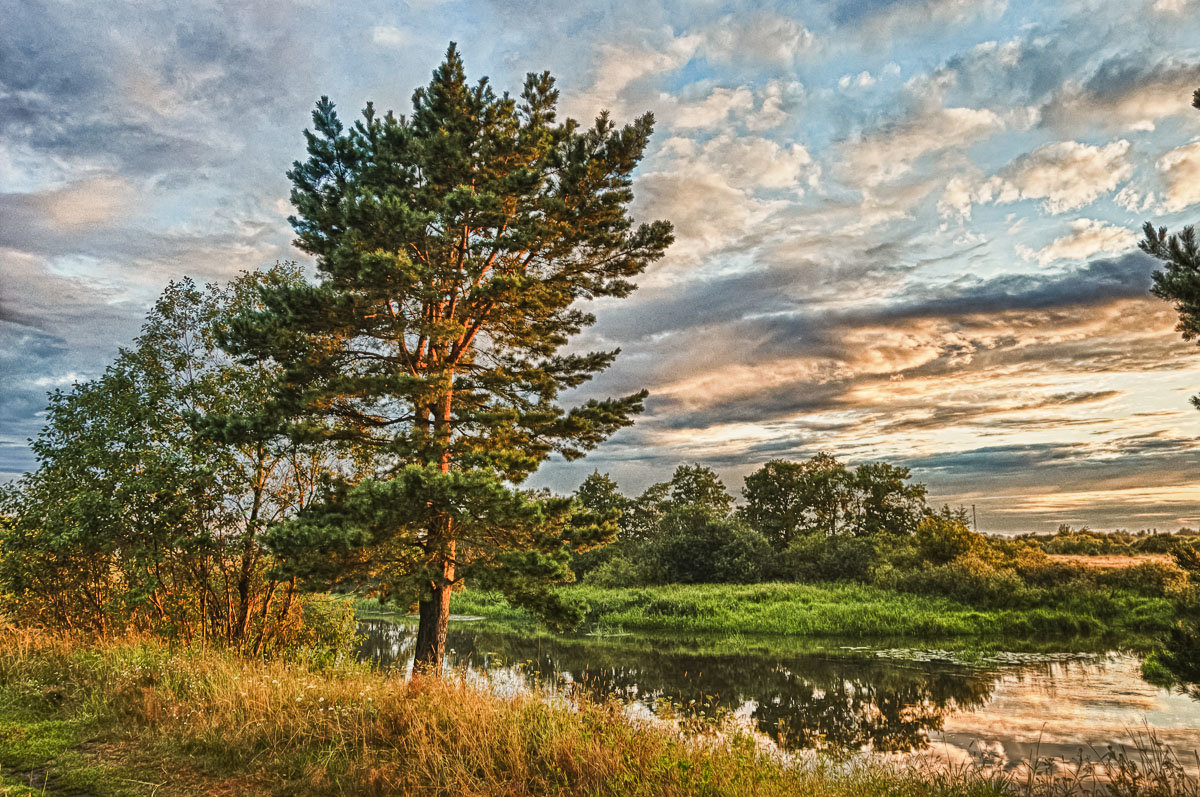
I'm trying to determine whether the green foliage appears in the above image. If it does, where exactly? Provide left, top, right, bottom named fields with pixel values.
left=569, top=471, right=631, bottom=579
left=0, top=267, right=344, bottom=651
left=221, top=45, right=672, bottom=662
left=740, top=454, right=927, bottom=548
left=1146, top=541, right=1200, bottom=688
left=896, top=555, right=1028, bottom=609
left=581, top=556, right=646, bottom=588
left=1093, top=561, right=1189, bottom=597
left=644, top=509, right=770, bottom=584
left=664, top=464, right=735, bottom=516
left=915, top=512, right=990, bottom=565
left=774, top=534, right=878, bottom=582
left=1142, top=222, right=1200, bottom=346
left=453, top=582, right=1173, bottom=646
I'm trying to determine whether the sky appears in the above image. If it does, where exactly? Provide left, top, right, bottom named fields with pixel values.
left=5, top=0, right=1200, bottom=532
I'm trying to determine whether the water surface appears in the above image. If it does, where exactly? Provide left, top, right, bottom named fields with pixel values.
left=357, top=619, right=1200, bottom=769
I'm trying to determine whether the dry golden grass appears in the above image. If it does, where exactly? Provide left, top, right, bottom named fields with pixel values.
left=1048, top=554, right=1174, bottom=569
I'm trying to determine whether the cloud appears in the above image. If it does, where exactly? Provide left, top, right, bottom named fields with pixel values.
left=941, top=140, right=1133, bottom=218
left=1041, top=57, right=1200, bottom=131
left=26, top=175, right=138, bottom=227
left=841, top=107, right=1003, bottom=188
left=1157, top=141, right=1200, bottom=212
left=371, top=26, right=414, bottom=47
left=839, top=71, right=876, bottom=90
left=701, top=11, right=816, bottom=68
left=7, top=0, right=1200, bottom=531
left=658, top=134, right=819, bottom=192
left=564, top=29, right=702, bottom=119
left=1017, top=219, right=1138, bottom=265
left=663, top=86, right=754, bottom=129
left=631, top=166, right=783, bottom=264
left=835, top=0, right=1008, bottom=42
left=657, top=79, right=805, bottom=132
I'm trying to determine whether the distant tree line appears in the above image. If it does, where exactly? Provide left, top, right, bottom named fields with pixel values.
left=570, top=457, right=928, bottom=586
left=565, top=462, right=1194, bottom=621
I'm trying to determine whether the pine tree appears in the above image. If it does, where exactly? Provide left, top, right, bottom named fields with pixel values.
left=223, top=44, right=672, bottom=672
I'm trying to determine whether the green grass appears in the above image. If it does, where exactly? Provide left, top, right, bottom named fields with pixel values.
left=437, top=581, right=1174, bottom=651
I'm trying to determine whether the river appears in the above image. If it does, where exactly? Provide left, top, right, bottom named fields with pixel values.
left=356, top=619, right=1200, bottom=772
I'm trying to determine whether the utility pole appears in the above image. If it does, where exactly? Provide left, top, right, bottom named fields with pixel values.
left=972, top=504, right=978, bottom=533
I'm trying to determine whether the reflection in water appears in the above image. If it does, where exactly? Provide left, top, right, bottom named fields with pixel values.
left=357, top=621, right=1001, bottom=754
left=357, top=621, right=1200, bottom=764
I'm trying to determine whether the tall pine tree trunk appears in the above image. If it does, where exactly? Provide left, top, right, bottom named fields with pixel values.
left=412, top=556, right=454, bottom=674
left=414, top=391, right=456, bottom=674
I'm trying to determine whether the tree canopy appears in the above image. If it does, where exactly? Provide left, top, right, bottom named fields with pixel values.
left=740, top=454, right=927, bottom=548
left=222, top=43, right=672, bottom=670
left=0, top=266, right=348, bottom=651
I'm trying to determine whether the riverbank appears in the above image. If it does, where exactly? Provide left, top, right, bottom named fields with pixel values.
left=1, top=627, right=1195, bottom=796
left=389, top=582, right=1175, bottom=652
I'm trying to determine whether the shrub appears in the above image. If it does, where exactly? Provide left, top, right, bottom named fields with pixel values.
left=582, top=557, right=646, bottom=588
left=1095, top=561, right=1190, bottom=598
left=774, top=534, right=878, bottom=582
left=914, top=515, right=991, bottom=565
left=897, top=553, right=1029, bottom=608
left=644, top=509, right=770, bottom=584
left=1010, top=545, right=1089, bottom=588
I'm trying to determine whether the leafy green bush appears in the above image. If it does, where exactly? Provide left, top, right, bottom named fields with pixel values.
left=914, top=514, right=990, bottom=565
left=582, top=556, right=646, bottom=588
left=774, top=534, right=878, bottom=582
left=643, top=509, right=770, bottom=584
left=1010, top=546, right=1089, bottom=587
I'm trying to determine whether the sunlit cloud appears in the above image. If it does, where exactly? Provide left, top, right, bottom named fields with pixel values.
left=5, top=0, right=1200, bottom=531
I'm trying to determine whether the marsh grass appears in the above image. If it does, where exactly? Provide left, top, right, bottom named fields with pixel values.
left=442, top=583, right=1172, bottom=650
left=0, top=626, right=1195, bottom=796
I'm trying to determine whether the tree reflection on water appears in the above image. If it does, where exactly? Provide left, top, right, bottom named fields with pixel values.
left=357, top=621, right=999, bottom=754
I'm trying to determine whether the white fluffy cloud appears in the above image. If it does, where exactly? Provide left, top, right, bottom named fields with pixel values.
left=941, top=140, right=1132, bottom=218
left=564, top=30, right=703, bottom=120
left=658, top=134, right=819, bottom=192
left=665, top=86, right=754, bottom=130
left=1157, top=141, right=1200, bottom=212
left=659, top=80, right=804, bottom=132
left=701, top=12, right=816, bottom=68
left=1017, top=219, right=1138, bottom=264
left=842, top=107, right=1003, bottom=188
left=635, top=131, right=818, bottom=263
left=370, top=26, right=412, bottom=47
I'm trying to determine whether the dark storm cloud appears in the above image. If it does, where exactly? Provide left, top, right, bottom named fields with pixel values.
left=598, top=249, right=1156, bottom=385
left=889, top=252, right=1155, bottom=317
